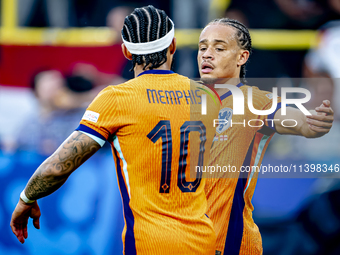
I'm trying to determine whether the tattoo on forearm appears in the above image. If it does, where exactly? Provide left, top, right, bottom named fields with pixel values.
left=25, top=132, right=101, bottom=200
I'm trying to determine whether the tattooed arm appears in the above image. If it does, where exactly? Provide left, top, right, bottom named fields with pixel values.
left=25, top=131, right=101, bottom=199
left=10, top=131, right=101, bottom=243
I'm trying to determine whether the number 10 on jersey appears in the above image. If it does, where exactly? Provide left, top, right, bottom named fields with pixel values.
left=147, top=120, right=206, bottom=193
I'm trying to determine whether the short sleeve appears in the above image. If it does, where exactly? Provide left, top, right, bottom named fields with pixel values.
left=75, top=86, right=119, bottom=142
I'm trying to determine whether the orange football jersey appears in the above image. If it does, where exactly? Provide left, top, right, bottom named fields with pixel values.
left=76, top=70, right=219, bottom=255
left=205, top=83, right=282, bottom=255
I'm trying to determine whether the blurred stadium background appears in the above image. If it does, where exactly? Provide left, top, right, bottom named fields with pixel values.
left=0, top=0, right=340, bottom=254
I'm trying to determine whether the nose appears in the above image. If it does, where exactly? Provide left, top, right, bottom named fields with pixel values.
left=202, top=47, right=214, bottom=60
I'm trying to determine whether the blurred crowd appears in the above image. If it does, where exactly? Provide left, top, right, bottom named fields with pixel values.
left=0, top=63, right=125, bottom=155
left=16, top=67, right=97, bottom=155
left=1, top=1, right=340, bottom=255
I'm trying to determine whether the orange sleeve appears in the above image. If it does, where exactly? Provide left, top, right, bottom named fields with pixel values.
left=76, top=86, right=120, bottom=141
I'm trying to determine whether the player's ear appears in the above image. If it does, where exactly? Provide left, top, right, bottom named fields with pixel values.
left=169, top=37, right=176, bottom=55
left=122, top=43, right=133, bottom=60
left=237, top=50, right=249, bottom=67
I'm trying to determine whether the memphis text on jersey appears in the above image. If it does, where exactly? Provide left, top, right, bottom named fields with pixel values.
left=147, top=89, right=201, bottom=105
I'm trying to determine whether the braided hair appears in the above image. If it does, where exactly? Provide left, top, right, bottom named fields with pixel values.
left=207, top=18, right=252, bottom=83
left=121, top=5, right=173, bottom=71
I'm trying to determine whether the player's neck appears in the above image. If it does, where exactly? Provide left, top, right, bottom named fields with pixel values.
left=134, top=62, right=172, bottom=77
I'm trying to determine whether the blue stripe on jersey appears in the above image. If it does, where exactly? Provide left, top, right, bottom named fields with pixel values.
left=138, top=70, right=174, bottom=76
left=224, top=136, right=255, bottom=255
left=267, top=102, right=282, bottom=132
left=220, top=83, right=244, bottom=101
left=75, top=124, right=107, bottom=141
left=114, top=149, right=136, bottom=255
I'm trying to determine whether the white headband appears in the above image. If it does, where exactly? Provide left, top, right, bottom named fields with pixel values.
left=122, top=19, right=175, bottom=55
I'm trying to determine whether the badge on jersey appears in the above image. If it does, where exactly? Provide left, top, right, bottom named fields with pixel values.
left=82, top=110, right=100, bottom=123
left=266, top=93, right=273, bottom=99
left=216, top=108, right=233, bottom=134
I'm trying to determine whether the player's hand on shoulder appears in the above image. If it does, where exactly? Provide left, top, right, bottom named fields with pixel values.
left=306, top=100, right=334, bottom=137
left=10, top=199, right=41, bottom=244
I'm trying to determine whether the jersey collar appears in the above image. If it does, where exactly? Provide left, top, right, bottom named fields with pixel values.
left=138, top=70, right=174, bottom=77
left=220, top=83, right=244, bottom=101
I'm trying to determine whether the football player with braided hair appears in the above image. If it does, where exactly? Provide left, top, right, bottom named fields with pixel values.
left=198, top=18, right=334, bottom=255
